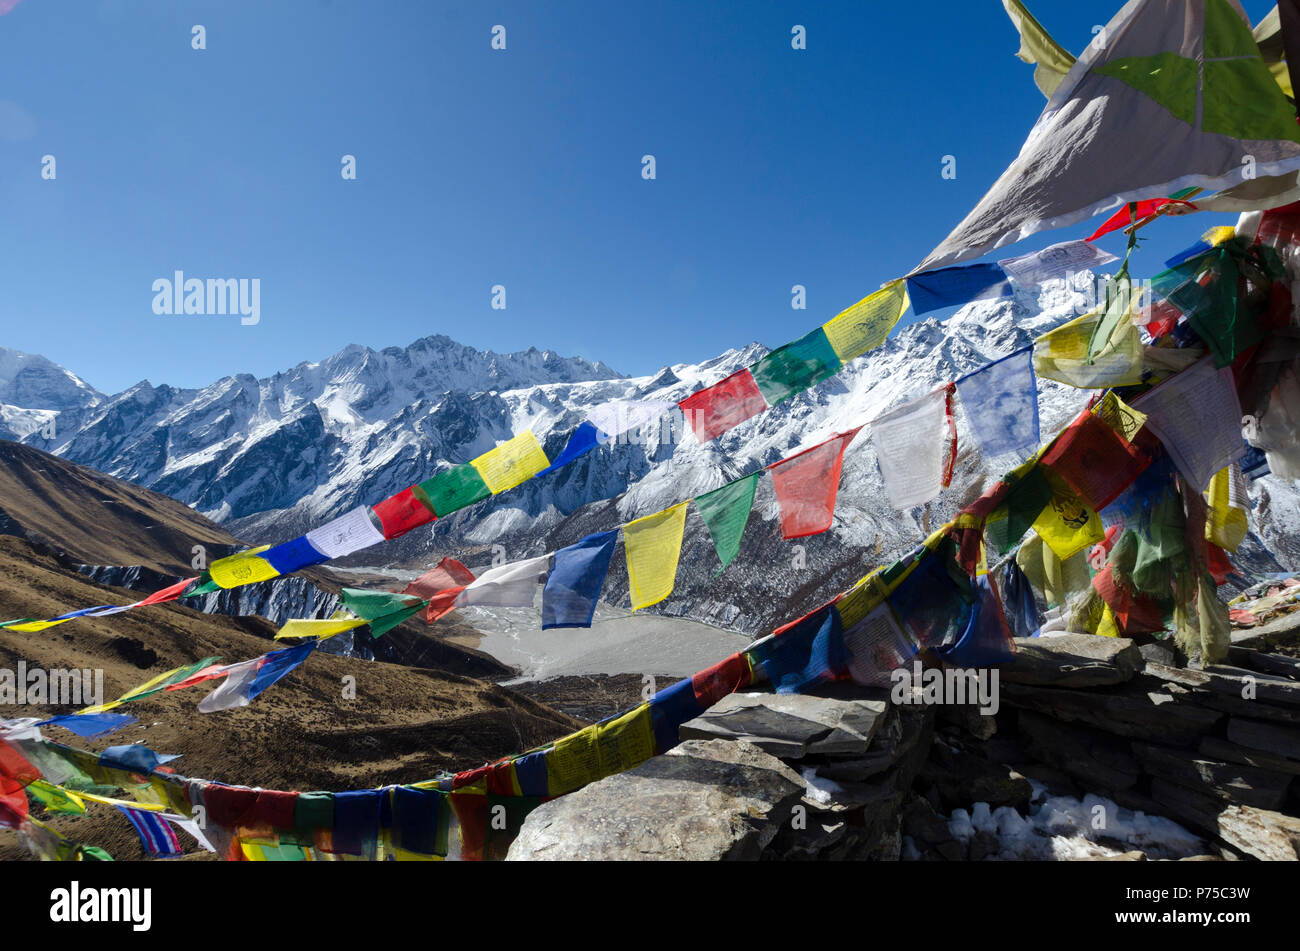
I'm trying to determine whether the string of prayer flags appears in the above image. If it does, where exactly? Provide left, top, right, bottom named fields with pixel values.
left=542, top=531, right=618, bottom=629
left=455, top=555, right=550, bottom=609
left=624, top=502, right=689, bottom=611
left=820, top=280, right=909, bottom=363
left=339, top=589, right=427, bottom=637
left=77, top=655, right=223, bottom=715
left=1032, top=300, right=1144, bottom=389
left=197, top=641, right=316, bottom=714
left=305, top=506, right=386, bottom=559
left=1131, top=356, right=1246, bottom=492
left=117, top=805, right=184, bottom=858
left=768, top=428, right=861, bottom=539
left=694, top=472, right=759, bottom=573
left=750, top=327, right=843, bottom=405
left=955, top=345, right=1039, bottom=458
left=403, top=558, right=476, bottom=622
left=870, top=386, right=957, bottom=509
left=906, top=262, right=1013, bottom=316
left=1037, top=409, right=1152, bottom=513
left=679, top=368, right=767, bottom=443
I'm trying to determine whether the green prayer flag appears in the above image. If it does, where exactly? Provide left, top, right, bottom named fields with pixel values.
left=415, top=463, right=491, bottom=516
left=294, top=791, right=334, bottom=831
left=694, top=473, right=759, bottom=574
left=749, top=327, right=843, bottom=405
left=986, top=465, right=1054, bottom=555
left=341, top=588, right=427, bottom=638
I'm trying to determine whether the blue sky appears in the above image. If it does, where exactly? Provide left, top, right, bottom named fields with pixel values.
left=0, top=0, right=1282, bottom=394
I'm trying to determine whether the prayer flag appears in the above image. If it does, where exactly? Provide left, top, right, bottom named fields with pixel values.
left=997, top=239, right=1119, bottom=288
left=749, top=327, right=843, bottom=405
left=693, top=472, right=758, bottom=573
left=305, top=506, right=387, bottom=559
left=1038, top=410, right=1152, bottom=512
left=869, top=386, right=957, bottom=509
left=371, top=486, right=437, bottom=539
left=273, top=617, right=369, bottom=640
left=679, top=367, right=768, bottom=443
left=1032, top=468, right=1105, bottom=561
left=415, top=464, right=491, bottom=516
left=1033, top=301, right=1144, bottom=389
left=403, top=558, right=476, bottom=622
left=820, top=281, right=909, bottom=362
left=210, top=546, right=279, bottom=589
left=1001, top=0, right=1076, bottom=98
left=542, top=531, right=618, bottom=629
left=1130, top=356, right=1246, bottom=491
left=197, top=642, right=316, bottom=713
left=455, top=555, right=550, bottom=608
left=623, top=502, right=689, bottom=611
left=117, top=806, right=183, bottom=858
left=262, top=536, right=329, bottom=576
left=906, top=263, right=1013, bottom=316
left=470, top=431, right=550, bottom=494
left=955, top=346, right=1039, bottom=458
left=768, top=429, right=860, bottom=539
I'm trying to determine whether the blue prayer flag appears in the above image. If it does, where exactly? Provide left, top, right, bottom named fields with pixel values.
left=542, top=530, right=619, bottom=629
left=955, top=346, right=1039, bottom=458
left=906, top=263, right=1013, bottom=317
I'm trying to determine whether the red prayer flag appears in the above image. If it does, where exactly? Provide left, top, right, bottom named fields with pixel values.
left=372, top=486, right=436, bottom=540
left=768, top=429, right=860, bottom=540
left=1086, top=198, right=1196, bottom=242
left=691, top=652, right=751, bottom=707
left=678, top=368, right=768, bottom=444
left=1039, top=411, right=1150, bottom=513
left=403, top=558, right=476, bottom=622
left=138, top=576, right=200, bottom=606
left=0, top=739, right=38, bottom=828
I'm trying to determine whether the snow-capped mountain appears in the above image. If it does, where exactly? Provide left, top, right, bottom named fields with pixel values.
left=9, top=275, right=1299, bottom=637
left=0, top=349, right=104, bottom=442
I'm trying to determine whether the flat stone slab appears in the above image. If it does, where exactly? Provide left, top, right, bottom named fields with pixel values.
left=678, top=692, right=889, bottom=760
left=1002, top=682, right=1223, bottom=744
left=505, top=739, right=804, bottom=861
left=1002, top=634, right=1142, bottom=688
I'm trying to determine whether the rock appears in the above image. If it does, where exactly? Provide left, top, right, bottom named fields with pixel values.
left=916, top=739, right=1033, bottom=812
left=1227, top=717, right=1300, bottom=761
left=1089, top=851, right=1147, bottom=861
left=1002, top=634, right=1143, bottom=687
left=1001, top=681, right=1223, bottom=744
left=1017, top=709, right=1141, bottom=791
left=677, top=692, right=888, bottom=760
left=1199, top=735, right=1300, bottom=776
left=968, top=829, right=1000, bottom=861
left=1139, top=642, right=1177, bottom=667
left=1131, top=742, right=1293, bottom=810
left=1149, top=777, right=1226, bottom=837
left=1014, top=763, right=1084, bottom=800
left=938, top=703, right=998, bottom=741
left=814, top=706, right=926, bottom=782
left=505, top=739, right=804, bottom=861
left=1201, top=663, right=1300, bottom=706
left=934, top=838, right=968, bottom=861
left=1216, top=805, right=1300, bottom=861
left=901, top=794, right=953, bottom=846
left=1227, top=646, right=1300, bottom=681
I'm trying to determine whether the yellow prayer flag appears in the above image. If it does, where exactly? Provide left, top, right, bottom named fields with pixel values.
left=544, top=703, right=656, bottom=796
left=821, top=281, right=909, bottom=363
left=1030, top=470, right=1104, bottom=562
left=1204, top=466, right=1249, bottom=552
left=210, top=545, right=280, bottom=589
left=274, top=617, right=369, bottom=640
left=545, top=723, right=601, bottom=797
left=835, top=571, right=890, bottom=630
left=81, top=664, right=186, bottom=714
left=2, top=619, right=69, bottom=633
left=1001, top=0, right=1076, bottom=99
left=624, top=501, right=689, bottom=611
left=1093, top=390, right=1147, bottom=442
left=470, top=430, right=551, bottom=495
left=1034, top=305, right=1144, bottom=389
left=1018, top=533, right=1091, bottom=609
